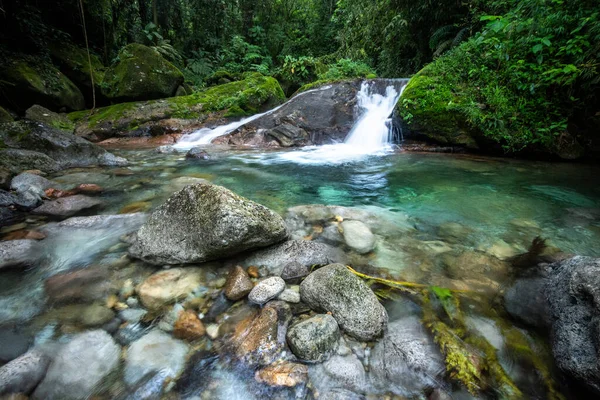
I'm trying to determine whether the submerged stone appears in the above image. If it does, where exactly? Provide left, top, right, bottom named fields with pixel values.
left=340, top=220, right=376, bottom=254
left=248, top=276, right=286, bottom=305
left=129, top=183, right=287, bottom=265
left=32, top=330, right=120, bottom=400
left=33, top=195, right=103, bottom=217
left=0, top=350, right=50, bottom=396
left=136, top=268, right=202, bottom=311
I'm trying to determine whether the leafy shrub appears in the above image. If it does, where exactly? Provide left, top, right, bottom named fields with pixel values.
left=318, top=58, right=376, bottom=80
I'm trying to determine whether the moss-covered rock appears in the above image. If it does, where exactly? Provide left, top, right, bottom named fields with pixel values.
left=101, top=43, right=184, bottom=102
left=396, top=66, right=480, bottom=149
left=25, top=105, right=74, bottom=132
left=0, top=58, right=85, bottom=112
left=48, top=42, right=106, bottom=106
left=71, top=73, right=285, bottom=141
left=0, top=107, right=13, bottom=123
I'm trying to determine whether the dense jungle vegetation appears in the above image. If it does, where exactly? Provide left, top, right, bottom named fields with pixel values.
left=0, top=0, right=598, bottom=156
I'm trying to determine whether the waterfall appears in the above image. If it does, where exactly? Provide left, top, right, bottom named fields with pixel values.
left=344, top=79, right=409, bottom=151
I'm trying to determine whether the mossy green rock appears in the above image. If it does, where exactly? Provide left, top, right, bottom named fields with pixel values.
left=102, top=43, right=184, bottom=102
left=70, top=73, right=285, bottom=141
left=25, top=105, right=74, bottom=132
left=0, top=59, right=85, bottom=112
left=49, top=42, right=106, bottom=105
left=0, top=107, right=13, bottom=123
left=397, top=66, right=480, bottom=149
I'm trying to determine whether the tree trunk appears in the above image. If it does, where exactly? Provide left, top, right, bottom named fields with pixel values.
left=152, top=0, right=158, bottom=26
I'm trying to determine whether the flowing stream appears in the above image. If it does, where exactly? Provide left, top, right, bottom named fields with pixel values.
left=1, top=79, right=600, bottom=399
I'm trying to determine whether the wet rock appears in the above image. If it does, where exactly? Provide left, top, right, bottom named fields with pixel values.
left=265, top=123, right=309, bottom=147
left=204, top=292, right=234, bottom=322
left=175, top=350, right=219, bottom=397
left=243, top=240, right=345, bottom=276
left=119, top=308, right=148, bottom=324
left=340, top=220, right=376, bottom=254
left=33, top=330, right=120, bottom=400
left=504, top=276, right=550, bottom=329
left=300, top=264, right=387, bottom=341
left=185, top=147, right=210, bottom=160
left=173, top=310, right=206, bottom=340
left=156, top=145, right=176, bottom=154
left=280, top=261, right=311, bottom=283
left=255, top=361, right=308, bottom=387
left=129, top=183, right=287, bottom=265
left=317, top=224, right=345, bottom=247
left=115, top=323, right=150, bottom=346
left=80, top=304, right=115, bottom=327
left=119, top=369, right=170, bottom=400
left=0, top=239, right=39, bottom=269
left=33, top=195, right=103, bottom=217
left=25, top=105, right=73, bottom=131
left=287, top=314, right=340, bottom=362
left=125, top=329, right=189, bottom=386
left=277, top=288, right=300, bottom=303
left=0, top=325, right=32, bottom=363
left=437, top=222, right=472, bottom=243
left=442, top=250, right=509, bottom=281
left=44, top=266, right=111, bottom=304
left=223, top=265, right=254, bottom=301
left=309, top=352, right=367, bottom=394
left=370, top=316, right=445, bottom=396
left=230, top=301, right=291, bottom=366
left=136, top=268, right=202, bottom=311
left=248, top=277, right=286, bottom=305
left=10, top=172, right=53, bottom=196
left=0, top=350, right=51, bottom=395
left=74, top=183, right=103, bottom=194
left=546, top=256, right=600, bottom=393
left=0, top=121, right=127, bottom=173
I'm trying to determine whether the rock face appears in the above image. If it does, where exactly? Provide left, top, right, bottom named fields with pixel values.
left=223, top=266, right=254, bottom=301
left=242, top=240, right=345, bottom=276
left=287, top=314, right=340, bottom=362
left=25, top=105, right=74, bottom=131
left=0, top=59, right=84, bottom=112
left=370, top=316, right=445, bottom=396
left=218, top=81, right=361, bottom=146
left=300, top=264, right=388, bottom=341
left=340, top=220, right=376, bottom=254
left=136, top=268, right=202, bottom=311
left=248, top=277, right=286, bottom=305
left=0, top=239, right=39, bottom=269
left=33, top=330, right=120, bottom=400
left=102, top=44, right=184, bottom=102
left=129, top=183, right=287, bottom=265
left=0, top=121, right=126, bottom=173
left=0, top=350, right=51, bottom=395
left=125, top=329, right=189, bottom=386
left=33, top=195, right=103, bottom=217
left=546, top=256, right=600, bottom=393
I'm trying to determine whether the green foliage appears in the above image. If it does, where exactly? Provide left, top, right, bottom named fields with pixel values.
left=318, top=58, right=376, bottom=80
left=399, top=0, right=600, bottom=153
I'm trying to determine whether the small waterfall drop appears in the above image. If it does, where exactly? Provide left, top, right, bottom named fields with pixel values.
left=344, top=80, right=408, bottom=151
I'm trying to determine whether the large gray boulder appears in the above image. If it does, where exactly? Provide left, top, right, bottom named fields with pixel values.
left=242, top=239, right=345, bottom=276
left=129, top=183, right=287, bottom=265
left=0, top=349, right=51, bottom=395
left=300, top=264, right=387, bottom=341
left=0, top=121, right=126, bottom=173
left=32, top=330, right=120, bottom=400
left=370, top=316, right=445, bottom=396
left=546, top=256, right=600, bottom=394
